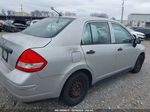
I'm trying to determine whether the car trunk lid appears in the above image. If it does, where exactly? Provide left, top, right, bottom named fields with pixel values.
left=0, top=33, right=51, bottom=70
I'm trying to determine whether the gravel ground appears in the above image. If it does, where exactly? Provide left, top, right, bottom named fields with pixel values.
left=0, top=32, right=150, bottom=110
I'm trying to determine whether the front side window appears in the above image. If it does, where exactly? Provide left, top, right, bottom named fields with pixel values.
left=111, top=23, right=133, bottom=44
left=22, top=18, right=74, bottom=38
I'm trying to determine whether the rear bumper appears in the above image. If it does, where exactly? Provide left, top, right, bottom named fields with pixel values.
left=0, top=58, right=63, bottom=102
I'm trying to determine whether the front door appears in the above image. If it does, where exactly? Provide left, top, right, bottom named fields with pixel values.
left=111, top=23, right=139, bottom=70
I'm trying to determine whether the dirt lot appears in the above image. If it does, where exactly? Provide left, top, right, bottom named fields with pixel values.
left=0, top=32, right=150, bottom=110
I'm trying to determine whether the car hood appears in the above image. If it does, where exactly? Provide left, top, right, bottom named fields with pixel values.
left=131, top=31, right=145, bottom=35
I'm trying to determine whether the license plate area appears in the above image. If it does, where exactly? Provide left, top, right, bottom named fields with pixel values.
left=0, top=43, right=13, bottom=63
left=2, top=48, right=9, bottom=62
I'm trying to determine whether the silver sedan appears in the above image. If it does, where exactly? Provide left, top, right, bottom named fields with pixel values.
left=0, top=17, right=145, bottom=106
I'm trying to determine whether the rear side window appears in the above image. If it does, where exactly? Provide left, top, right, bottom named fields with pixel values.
left=90, top=22, right=111, bottom=44
left=22, top=18, right=74, bottom=38
left=82, top=22, right=111, bottom=45
left=82, top=24, right=92, bottom=45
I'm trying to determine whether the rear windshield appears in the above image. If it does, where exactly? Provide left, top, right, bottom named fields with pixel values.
left=22, top=17, right=74, bottom=38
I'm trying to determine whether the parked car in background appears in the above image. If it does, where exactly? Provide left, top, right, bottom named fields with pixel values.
left=3, top=19, right=28, bottom=32
left=131, top=27, right=150, bottom=40
left=0, top=17, right=145, bottom=106
left=0, top=20, right=4, bottom=32
left=2, top=20, right=14, bottom=32
left=30, top=20, right=39, bottom=26
left=26, top=20, right=31, bottom=26
left=127, top=28, right=145, bottom=40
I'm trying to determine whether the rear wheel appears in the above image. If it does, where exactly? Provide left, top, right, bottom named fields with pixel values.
left=11, top=28, right=16, bottom=32
left=131, top=55, right=144, bottom=73
left=60, top=72, right=89, bottom=106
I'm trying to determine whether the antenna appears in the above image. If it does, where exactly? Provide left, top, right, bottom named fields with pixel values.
left=50, top=7, right=62, bottom=16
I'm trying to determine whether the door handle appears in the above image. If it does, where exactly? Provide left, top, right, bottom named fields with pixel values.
left=86, top=50, right=95, bottom=54
left=118, top=48, right=123, bottom=51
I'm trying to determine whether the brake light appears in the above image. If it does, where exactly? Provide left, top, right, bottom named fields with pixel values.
left=16, top=49, right=47, bottom=72
left=0, top=22, right=4, bottom=25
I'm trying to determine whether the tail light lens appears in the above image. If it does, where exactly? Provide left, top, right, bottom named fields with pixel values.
left=0, top=22, right=4, bottom=25
left=16, top=49, right=47, bottom=72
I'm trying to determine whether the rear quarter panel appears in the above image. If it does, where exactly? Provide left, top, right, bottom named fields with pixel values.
left=32, top=19, right=98, bottom=96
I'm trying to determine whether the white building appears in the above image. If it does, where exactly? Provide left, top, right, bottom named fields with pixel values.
left=128, top=13, right=150, bottom=28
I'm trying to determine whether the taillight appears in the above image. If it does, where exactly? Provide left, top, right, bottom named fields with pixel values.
left=0, top=22, right=4, bottom=25
left=16, top=49, right=47, bottom=72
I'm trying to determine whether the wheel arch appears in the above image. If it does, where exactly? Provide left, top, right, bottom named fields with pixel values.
left=140, top=52, right=145, bottom=58
left=68, top=69, right=93, bottom=87
left=59, top=66, right=94, bottom=97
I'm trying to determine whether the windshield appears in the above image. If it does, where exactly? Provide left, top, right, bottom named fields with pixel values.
left=5, top=20, right=13, bottom=25
left=22, top=17, right=74, bottom=38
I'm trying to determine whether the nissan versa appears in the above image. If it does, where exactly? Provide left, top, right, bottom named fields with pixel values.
left=0, top=17, right=145, bottom=106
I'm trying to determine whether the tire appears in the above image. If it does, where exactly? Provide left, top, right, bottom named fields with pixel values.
left=60, top=72, right=89, bottom=106
left=131, top=55, right=144, bottom=73
left=11, top=28, right=15, bottom=32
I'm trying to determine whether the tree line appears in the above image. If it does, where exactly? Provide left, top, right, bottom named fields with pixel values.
left=0, top=9, right=115, bottom=19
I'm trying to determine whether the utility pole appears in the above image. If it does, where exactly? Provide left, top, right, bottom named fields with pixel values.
left=21, top=4, right=23, bottom=16
left=121, top=0, right=126, bottom=24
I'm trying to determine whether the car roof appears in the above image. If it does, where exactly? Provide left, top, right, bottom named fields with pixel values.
left=32, top=20, right=39, bottom=21
left=48, top=16, right=116, bottom=22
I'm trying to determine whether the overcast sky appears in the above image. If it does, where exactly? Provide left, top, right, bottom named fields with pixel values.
left=0, top=0, right=150, bottom=19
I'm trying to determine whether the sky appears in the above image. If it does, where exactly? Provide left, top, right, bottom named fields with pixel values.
left=0, top=0, right=150, bottom=19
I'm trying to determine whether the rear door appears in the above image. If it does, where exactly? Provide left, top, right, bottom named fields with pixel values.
left=81, top=22, right=117, bottom=77
left=111, top=23, right=138, bottom=70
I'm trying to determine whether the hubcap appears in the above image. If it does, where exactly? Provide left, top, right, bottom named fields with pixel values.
left=69, top=80, right=84, bottom=98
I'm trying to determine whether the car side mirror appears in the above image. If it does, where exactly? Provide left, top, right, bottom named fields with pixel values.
left=133, top=38, right=141, bottom=47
